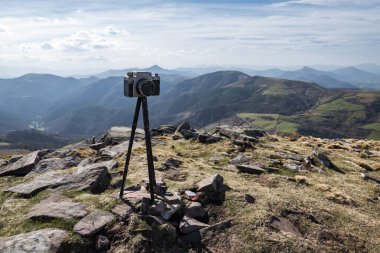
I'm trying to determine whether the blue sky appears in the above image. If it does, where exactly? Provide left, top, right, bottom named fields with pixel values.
left=0, top=0, right=379, bottom=75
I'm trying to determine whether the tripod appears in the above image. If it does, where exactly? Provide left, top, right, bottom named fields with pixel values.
left=119, top=96, right=156, bottom=203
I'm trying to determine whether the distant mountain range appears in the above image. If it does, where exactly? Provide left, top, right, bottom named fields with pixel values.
left=0, top=66, right=379, bottom=141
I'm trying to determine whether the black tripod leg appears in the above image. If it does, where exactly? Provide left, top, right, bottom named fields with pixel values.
left=119, top=97, right=142, bottom=199
left=141, top=97, right=156, bottom=203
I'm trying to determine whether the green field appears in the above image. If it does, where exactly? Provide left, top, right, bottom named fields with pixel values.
left=361, top=123, right=380, bottom=140
left=238, top=113, right=298, bottom=134
left=315, top=98, right=364, bottom=112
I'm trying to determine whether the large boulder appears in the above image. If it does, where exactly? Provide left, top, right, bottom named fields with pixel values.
left=27, top=193, right=88, bottom=220
left=7, top=162, right=111, bottom=197
left=196, top=174, right=225, bottom=203
left=151, top=125, right=177, bottom=136
left=74, top=210, right=115, bottom=236
left=0, top=228, right=68, bottom=253
left=0, top=151, right=40, bottom=176
left=175, top=122, right=191, bottom=135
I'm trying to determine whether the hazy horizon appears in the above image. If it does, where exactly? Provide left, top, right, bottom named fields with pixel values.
left=0, top=0, right=380, bottom=76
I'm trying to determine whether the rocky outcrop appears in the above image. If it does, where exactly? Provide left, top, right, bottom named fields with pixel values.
left=101, top=126, right=144, bottom=144
left=0, top=151, right=40, bottom=176
left=7, top=162, right=111, bottom=196
left=236, top=164, right=267, bottom=174
left=100, top=141, right=142, bottom=159
left=74, top=210, right=115, bottom=236
left=196, top=174, right=225, bottom=203
left=27, top=193, right=88, bottom=220
left=0, top=228, right=68, bottom=253
left=29, top=156, right=81, bottom=175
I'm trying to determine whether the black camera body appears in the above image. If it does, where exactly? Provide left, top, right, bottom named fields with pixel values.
left=124, top=72, right=160, bottom=97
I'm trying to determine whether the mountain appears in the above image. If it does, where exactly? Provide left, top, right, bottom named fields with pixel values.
left=330, top=66, right=380, bottom=89
left=94, top=65, right=188, bottom=79
left=278, top=67, right=357, bottom=89
left=150, top=71, right=332, bottom=127
left=0, top=74, right=91, bottom=134
left=355, top=63, right=380, bottom=75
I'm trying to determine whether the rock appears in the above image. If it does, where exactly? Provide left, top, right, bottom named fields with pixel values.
left=7, top=163, right=111, bottom=197
left=185, top=202, right=207, bottom=219
left=44, top=149, right=80, bottom=159
left=180, top=129, right=199, bottom=140
left=175, top=122, right=191, bottom=135
left=30, top=156, right=81, bottom=174
left=27, top=192, right=88, bottom=220
left=197, top=134, right=221, bottom=144
left=358, top=163, right=374, bottom=171
left=0, top=151, right=40, bottom=176
left=100, top=141, right=142, bottom=159
left=0, top=228, right=68, bottom=253
left=74, top=210, right=115, bottom=236
left=277, top=152, right=305, bottom=162
left=163, top=169, right=188, bottom=182
left=197, top=174, right=224, bottom=192
left=245, top=194, right=256, bottom=204
left=269, top=216, right=302, bottom=237
left=94, top=159, right=118, bottom=171
left=101, top=126, right=144, bottom=144
left=283, top=163, right=304, bottom=171
left=161, top=158, right=183, bottom=171
left=178, top=219, right=232, bottom=245
left=236, top=164, right=267, bottom=175
left=217, top=126, right=265, bottom=142
left=8, top=155, right=24, bottom=163
left=313, top=150, right=345, bottom=173
left=179, top=215, right=209, bottom=234
left=89, top=142, right=106, bottom=150
left=197, top=174, right=225, bottom=203
left=95, top=234, right=110, bottom=251
left=112, top=204, right=133, bottom=220
left=151, top=125, right=177, bottom=136
left=230, top=153, right=252, bottom=165
left=361, top=173, right=380, bottom=184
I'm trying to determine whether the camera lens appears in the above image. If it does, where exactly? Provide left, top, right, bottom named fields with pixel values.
left=137, top=79, right=156, bottom=96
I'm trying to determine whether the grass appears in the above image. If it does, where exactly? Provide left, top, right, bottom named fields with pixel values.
left=238, top=113, right=299, bottom=134
left=315, top=98, right=364, bottom=112
left=1, top=134, right=380, bottom=252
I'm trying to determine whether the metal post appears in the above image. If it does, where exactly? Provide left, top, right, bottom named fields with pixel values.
left=119, top=97, right=142, bottom=198
left=141, top=97, right=156, bottom=203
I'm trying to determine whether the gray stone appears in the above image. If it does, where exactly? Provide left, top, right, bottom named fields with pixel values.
left=151, top=125, right=177, bottom=136
left=30, top=156, right=81, bottom=175
left=269, top=216, right=302, bottom=237
left=74, top=210, right=115, bottom=236
left=185, top=202, right=207, bottom=219
left=179, top=215, right=209, bottom=234
left=161, top=158, right=183, bottom=171
left=180, top=129, right=199, bottom=140
left=111, top=204, right=133, bottom=220
left=283, top=163, right=303, bottom=171
left=0, top=151, right=40, bottom=176
left=197, top=174, right=224, bottom=193
left=236, top=164, right=267, bottom=175
left=313, top=150, right=345, bottom=173
left=230, top=153, right=252, bottom=165
left=100, top=141, right=142, bottom=158
left=198, top=134, right=222, bottom=144
left=8, top=155, right=24, bottom=163
left=95, top=234, right=110, bottom=251
left=44, top=149, right=80, bottom=159
left=7, top=163, right=110, bottom=197
left=95, top=160, right=118, bottom=171
left=218, top=126, right=265, bottom=142
left=0, top=228, right=68, bottom=253
left=89, top=142, right=106, bottom=150
left=178, top=219, right=232, bottom=245
left=101, top=126, right=144, bottom=144
left=175, top=122, right=191, bottom=135
left=27, top=193, right=88, bottom=220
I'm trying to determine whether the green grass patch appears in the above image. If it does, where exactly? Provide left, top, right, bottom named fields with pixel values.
left=277, top=122, right=299, bottom=133
left=316, top=99, right=364, bottom=111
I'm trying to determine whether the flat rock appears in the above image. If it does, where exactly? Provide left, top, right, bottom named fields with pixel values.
left=111, top=204, right=133, bottom=220
left=101, top=126, right=144, bottom=143
left=7, top=163, right=110, bottom=197
left=180, top=129, right=199, bottom=140
left=175, top=122, right=191, bottom=135
left=27, top=193, right=88, bottom=220
left=151, top=125, right=177, bottom=136
left=0, top=228, right=68, bottom=253
left=179, top=215, right=209, bottom=234
left=178, top=219, right=232, bottom=245
left=161, top=158, right=183, bottom=170
left=29, top=156, right=81, bottom=175
left=230, top=153, right=252, bottom=165
left=74, top=210, right=115, bottom=236
left=94, top=160, right=118, bottom=171
left=236, top=164, right=267, bottom=175
left=269, top=216, right=302, bottom=237
left=100, top=141, right=142, bottom=158
left=197, top=134, right=221, bottom=144
left=0, top=151, right=40, bottom=176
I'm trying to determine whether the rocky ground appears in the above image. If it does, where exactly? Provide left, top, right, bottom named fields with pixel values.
left=0, top=124, right=379, bottom=253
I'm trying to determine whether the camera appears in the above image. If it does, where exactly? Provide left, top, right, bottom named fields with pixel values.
left=124, top=72, right=160, bottom=97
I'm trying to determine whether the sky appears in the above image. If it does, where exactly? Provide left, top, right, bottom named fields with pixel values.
left=0, top=0, right=379, bottom=76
